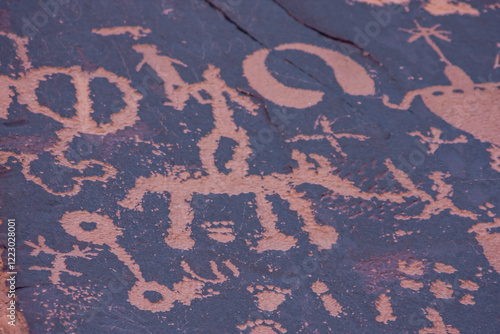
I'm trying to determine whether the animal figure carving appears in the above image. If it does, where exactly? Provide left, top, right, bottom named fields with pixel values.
left=383, top=22, right=500, bottom=149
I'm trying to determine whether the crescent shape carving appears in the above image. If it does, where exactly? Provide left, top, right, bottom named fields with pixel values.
left=243, top=43, right=375, bottom=109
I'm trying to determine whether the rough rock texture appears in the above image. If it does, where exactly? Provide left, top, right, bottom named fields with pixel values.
left=0, top=0, right=499, bottom=333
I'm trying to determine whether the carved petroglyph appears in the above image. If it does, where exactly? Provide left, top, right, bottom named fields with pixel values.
left=133, top=44, right=205, bottom=111
left=398, top=260, right=425, bottom=276
left=419, top=307, right=460, bottom=334
left=311, top=280, right=345, bottom=317
left=351, top=0, right=409, bottom=6
left=459, top=279, right=479, bottom=291
left=383, top=22, right=500, bottom=154
left=0, top=32, right=142, bottom=196
left=424, top=0, right=479, bottom=16
left=409, top=127, right=467, bottom=154
left=118, top=46, right=343, bottom=252
left=469, top=218, right=500, bottom=275
left=0, top=31, right=31, bottom=73
left=459, top=294, right=475, bottom=305
left=375, top=292, right=396, bottom=324
left=287, top=115, right=368, bottom=158
left=237, top=285, right=290, bottom=332
left=434, top=263, right=457, bottom=274
left=247, top=285, right=291, bottom=312
left=487, top=146, right=500, bottom=173
left=119, top=48, right=476, bottom=250
left=430, top=279, right=454, bottom=299
left=351, top=0, right=479, bottom=16
left=52, top=211, right=236, bottom=312
left=237, top=319, right=287, bottom=334
left=119, top=148, right=475, bottom=252
left=7, top=22, right=493, bottom=332
left=494, top=45, right=500, bottom=69
left=382, top=256, right=483, bottom=327
left=479, top=202, right=496, bottom=218
left=243, top=43, right=375, bottom=109
left=202, top=221, right=236, bottom=243
left=400, top=279, right=423, bottom=291
left=25, top=235, right=99, bottom=288
left=384, top=161, right=476, bottom=220
left=92, top=26, right=151, bottom=40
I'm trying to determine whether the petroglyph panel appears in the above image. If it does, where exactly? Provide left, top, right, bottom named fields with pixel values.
left=1, top=0, right=499, bottom=333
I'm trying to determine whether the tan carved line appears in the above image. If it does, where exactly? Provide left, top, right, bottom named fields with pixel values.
left=0, top=31, right=31, bottom=71
left=92, top=26, right=151, bottom=40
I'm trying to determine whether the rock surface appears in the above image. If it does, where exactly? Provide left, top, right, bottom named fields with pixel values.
left=0, top=0, right=499, bottom=333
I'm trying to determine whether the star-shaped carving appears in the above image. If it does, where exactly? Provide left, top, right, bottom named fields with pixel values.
left=401, top=20, right=451, bottom=43
left=400, top=20, right=452, bottom=65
